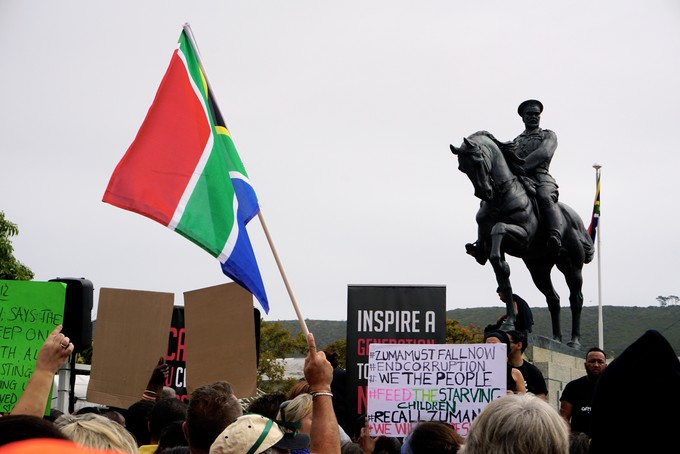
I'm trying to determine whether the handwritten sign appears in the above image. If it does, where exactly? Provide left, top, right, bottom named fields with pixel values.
left=0, top=280, right=66, bottom=414
left=367, top=343, right=506, bottom=437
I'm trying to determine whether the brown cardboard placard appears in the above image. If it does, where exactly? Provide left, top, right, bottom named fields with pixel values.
left=86, top=288, right=174, bottom=409
left=184, top=283, right=257, bottom=398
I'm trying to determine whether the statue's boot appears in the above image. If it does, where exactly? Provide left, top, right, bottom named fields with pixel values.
left=547, top=232, right=561, bottom=251
left=541, top=201, right=562, bottom=252
left=465, top=241, right=487, bottom=265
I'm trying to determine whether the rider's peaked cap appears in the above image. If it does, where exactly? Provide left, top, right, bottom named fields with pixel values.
left=517, top=99, right=543, bottom=116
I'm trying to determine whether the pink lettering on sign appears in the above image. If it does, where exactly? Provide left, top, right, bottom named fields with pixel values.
left=166, top=327, right=186, bottom=361
left=372, top=388, right=412, bottom=401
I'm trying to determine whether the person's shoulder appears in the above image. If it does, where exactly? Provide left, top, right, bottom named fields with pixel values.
left=513, top=131, right=528, bottom=141
left=567, top=375, right=589, bottom=386
left=542, top=129, right=557, bottom=139
left=563, top=377, right=578, bottom=388
left=521, top=361, right=542, bottom=373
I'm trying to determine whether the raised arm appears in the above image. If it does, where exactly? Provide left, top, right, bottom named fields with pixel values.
left=304, top=332, right=340, bottom=454
left=11, top=325, right=73, bottom=417
left=559, top=400, right=574, bottom=424
left=140, top=356, right=169, bottom=402
left=512, top=368, right=527, bottom=394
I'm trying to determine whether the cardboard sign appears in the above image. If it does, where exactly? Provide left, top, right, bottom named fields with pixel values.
left=184, top=283, right=257, bottom=398
left=0, top=280, right=66, bottom=414
left=86, top=288, right=174, bottom=409
left=367, top=343, right=506, bottom=437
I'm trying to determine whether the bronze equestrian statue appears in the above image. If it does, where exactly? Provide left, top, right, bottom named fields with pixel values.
left=450, top=100, right=593, bottom=348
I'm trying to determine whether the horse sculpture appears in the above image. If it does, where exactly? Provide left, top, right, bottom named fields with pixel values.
left=450, top=131, right=594, bottom=347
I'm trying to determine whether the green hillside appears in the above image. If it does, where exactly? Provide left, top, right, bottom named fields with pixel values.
left=277, top=305, right=680, bottom=357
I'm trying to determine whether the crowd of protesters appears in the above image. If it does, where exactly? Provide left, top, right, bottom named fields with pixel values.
left=1, top=321, right=678, bottom=454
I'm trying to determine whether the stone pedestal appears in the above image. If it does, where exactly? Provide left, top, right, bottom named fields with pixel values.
left=525, top=334, right=587, bottom=410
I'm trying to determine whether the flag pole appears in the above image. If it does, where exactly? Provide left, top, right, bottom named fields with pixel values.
left=182, top=23, right=309, bottom=336
left=593, top=163, right=603, bottom=350
left=257, top=212, right=309, bottom=336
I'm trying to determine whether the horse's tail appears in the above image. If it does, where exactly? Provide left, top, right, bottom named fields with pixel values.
left=582, top=233, right=595, bottom=264
left=560, top=203, right=595, bottom=264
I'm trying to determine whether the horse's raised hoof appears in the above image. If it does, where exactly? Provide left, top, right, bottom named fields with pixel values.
left=465, top=242, right=487, bottom=265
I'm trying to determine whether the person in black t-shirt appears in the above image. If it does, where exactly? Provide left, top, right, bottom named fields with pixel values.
left=559, top=347, right=607, bottom=435
left=506, top=330, right=548, bottom=400
left=484, top=330, right=526, bottom=394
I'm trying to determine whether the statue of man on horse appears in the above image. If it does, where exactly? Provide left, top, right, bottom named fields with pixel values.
left=466, top=99, right=562, bottom=261
left=450, top=100, right=594, bottom=348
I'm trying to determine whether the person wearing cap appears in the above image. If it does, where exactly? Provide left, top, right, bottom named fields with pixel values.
left=276, top=393, right=312, bottom=453
left=209, top=413, right=310, bottom=454
left=512, top=99, right=562, bottom=251
left=484, top=330, right=526, bottom=394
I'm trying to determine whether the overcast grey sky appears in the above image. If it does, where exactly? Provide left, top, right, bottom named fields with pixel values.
left=2, top=1, right=679, bottom=322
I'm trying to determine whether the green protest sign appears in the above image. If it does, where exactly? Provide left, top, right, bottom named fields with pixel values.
left=0, top=280, right=66, bottom=414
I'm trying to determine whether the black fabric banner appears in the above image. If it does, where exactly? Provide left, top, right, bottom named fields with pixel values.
left=166, top=306, right=188, bottom=401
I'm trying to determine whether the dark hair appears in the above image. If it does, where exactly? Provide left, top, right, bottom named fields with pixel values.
left=125, top=399, right=155, bottom=445
left=0, top=415, right=69, bottom=446
left=149, top=398, right=188, bottom=439
left=351, top=414, right=367, bottom=441
left=246, top=393, right=287, bottom=420
left=586, top=347, right=606, bottom=359
left=408, top=421, right=463, bottom=454
left=157, top=420, right=188, bottom=451
left=156, top=446, right=190, bottom=454
left=101, top=410, right=126, bottom=427
left=45, top=409, right=65, bottom=423
left=74, top=406, right=104, bottom=415
left=185, top=381, right=242, bottom=451
left=507, top=329, right=528, bottom=353
left=341, top=442, right=365, bottom=454
left=374, top=436, right=402, bottom=454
